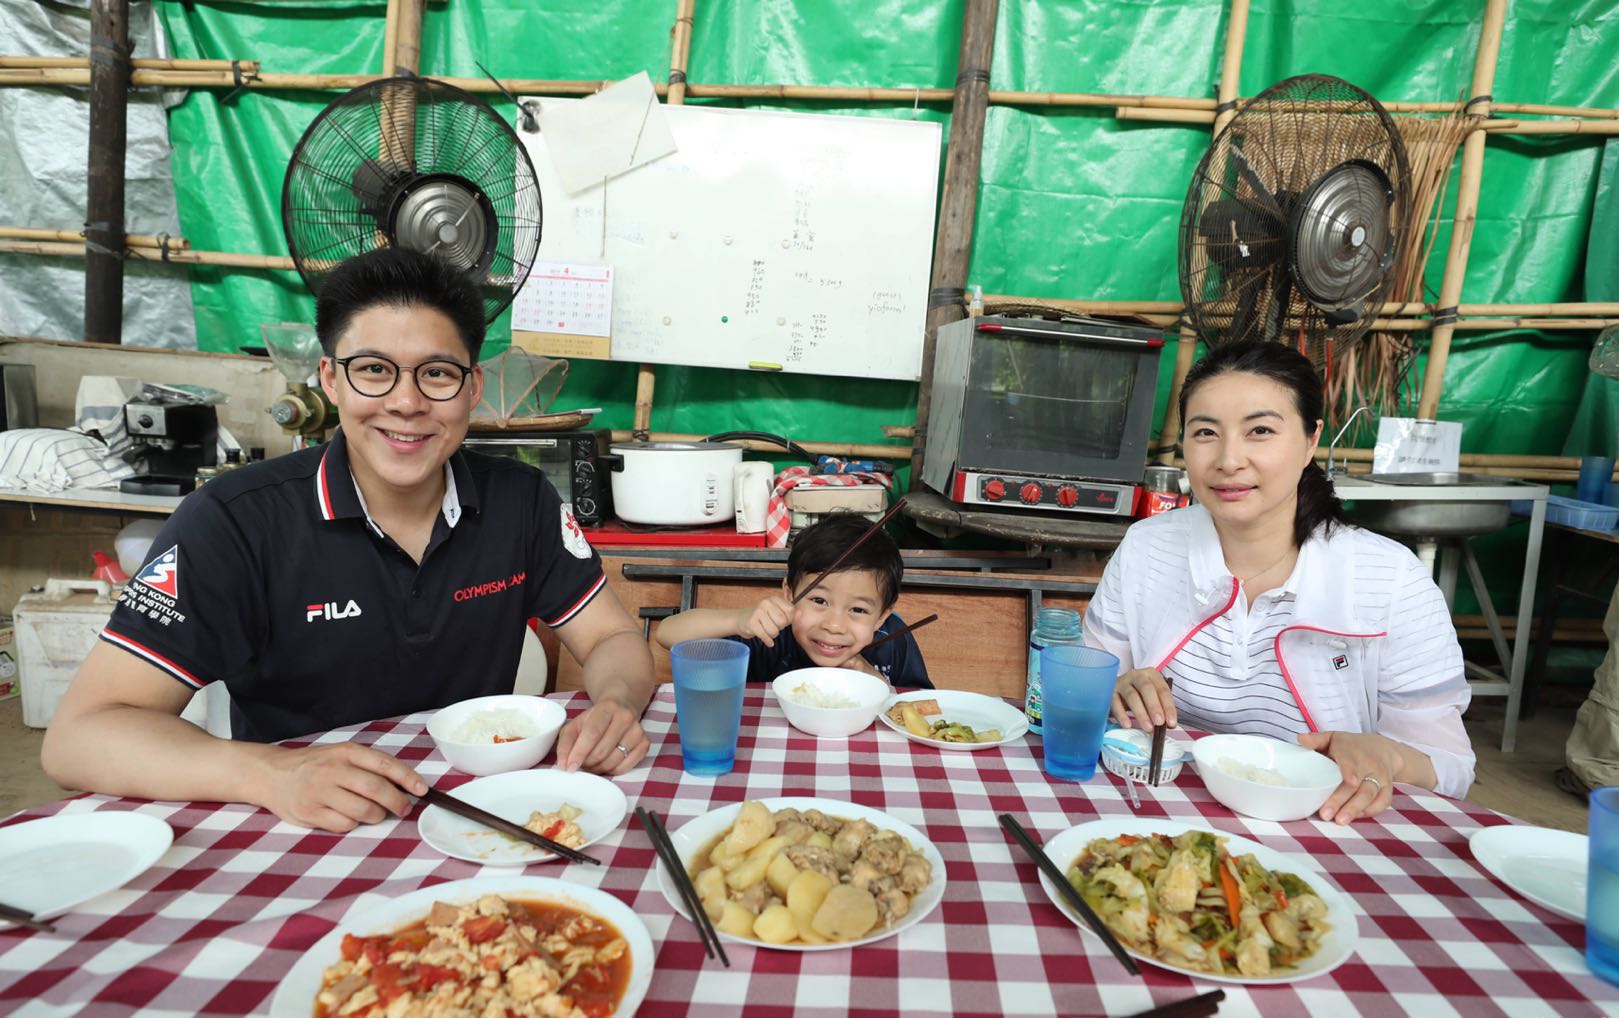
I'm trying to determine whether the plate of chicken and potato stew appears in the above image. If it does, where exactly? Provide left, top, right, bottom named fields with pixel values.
left=656, top=797, right=947, bottom=950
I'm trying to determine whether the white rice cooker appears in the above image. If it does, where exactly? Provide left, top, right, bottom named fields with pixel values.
left=609, top=441, right=743, bottom=526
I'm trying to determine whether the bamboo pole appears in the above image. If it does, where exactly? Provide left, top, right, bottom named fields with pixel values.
left=1417, top=0, right=1508, bottom=420
left=393, top=0, right=422, bottom=76
left=910, top=0, right=999, bottom=491
left=0, top=56, right=258, bottom=72
left=610, top=431, right=912, bottom=460
left=630, top=0, right=699, bottom=439
left=0, top=226, right=188, bottom=249
left=988, top=293, right=1619, bottom=320
left=381, top=0, right=400, bottom=75
left=1157, top=0, right=1250, bottom=463
left=85, top=0, right=130, bottom=345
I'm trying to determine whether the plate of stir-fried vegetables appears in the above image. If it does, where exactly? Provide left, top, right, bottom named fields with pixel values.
left=1036, top=819, right=1357, bottom=983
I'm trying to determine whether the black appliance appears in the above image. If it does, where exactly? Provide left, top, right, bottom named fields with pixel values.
left=119, top=397, right=218, bottom=495
left=461, top=428, right=614, bottom=525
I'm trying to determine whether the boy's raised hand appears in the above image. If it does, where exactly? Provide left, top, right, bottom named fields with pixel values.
left=737, top=594, right=795, bottom=647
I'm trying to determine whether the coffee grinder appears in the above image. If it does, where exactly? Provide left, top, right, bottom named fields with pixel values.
left=261, top=322, right=333, bottom=447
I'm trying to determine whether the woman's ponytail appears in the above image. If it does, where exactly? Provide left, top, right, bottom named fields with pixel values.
left=1294, top=460, right=1349, bottom=546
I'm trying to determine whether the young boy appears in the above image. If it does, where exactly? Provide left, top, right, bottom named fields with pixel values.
left=655, top=512, right=933, bottom=688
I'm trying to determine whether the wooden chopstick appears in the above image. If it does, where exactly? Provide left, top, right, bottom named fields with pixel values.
left=1122, top=989, right=1226, bottom=1018
left=635, top=807, right=730, bottom=967
left=0, top=901, right=56, bottom=935
left=789, top=496, right=909, bottom=604
left=863, top=612, right=939, bottom=653
left=1148, top=674, right=1174, bottom=787
left=997, top=813, right=1141, bottom=976
left=420, top=787, right=600, bottom=865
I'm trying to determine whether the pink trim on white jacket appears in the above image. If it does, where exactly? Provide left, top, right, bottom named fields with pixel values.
left=1084, top=505, right=1474, bottom=798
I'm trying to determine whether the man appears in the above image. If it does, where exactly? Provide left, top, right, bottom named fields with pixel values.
left=42, top=248, right=654, bottom=832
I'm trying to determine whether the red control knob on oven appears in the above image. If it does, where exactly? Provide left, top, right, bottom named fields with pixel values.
left=1056, top=484, right=1079, bottom=508
left=1019, top=481, right=1043, bottom=505
left=982, top=478, right=1006, bottom=502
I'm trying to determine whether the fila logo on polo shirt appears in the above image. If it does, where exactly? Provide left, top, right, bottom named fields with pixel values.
left=1332, top=654, right=1349, bottom=671
left=307, top=600, right=364, bottom=622
left=135, top=545, right=180, bottom=598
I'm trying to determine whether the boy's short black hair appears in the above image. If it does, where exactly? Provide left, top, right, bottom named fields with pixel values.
left=785, top=512, right=903, bottom=609
left=314, top=247, right=487, bottom=361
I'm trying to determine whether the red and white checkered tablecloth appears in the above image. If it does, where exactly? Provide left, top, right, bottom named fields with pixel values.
left=2, top=688, right=1615, bottom=1018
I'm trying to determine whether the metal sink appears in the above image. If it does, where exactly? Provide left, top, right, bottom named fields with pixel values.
left=1344, top=472, right=1516, bottom=537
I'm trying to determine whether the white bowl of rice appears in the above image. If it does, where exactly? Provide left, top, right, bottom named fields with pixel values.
left=426, top=694, right=567, bottom=776
left=772, top=667, right=890, bottom=739
left=1192, top=733, right=1343, bottom=822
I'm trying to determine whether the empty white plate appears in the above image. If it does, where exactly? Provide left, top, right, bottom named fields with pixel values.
left=418, top=768, right=628, bottom=865
left=0, top=811, right=173, bottom=923
left=1470, top=824, right=1588, bottom=922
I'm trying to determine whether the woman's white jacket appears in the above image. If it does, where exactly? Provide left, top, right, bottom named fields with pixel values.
left=1084, top=504, right=1475, bottom=798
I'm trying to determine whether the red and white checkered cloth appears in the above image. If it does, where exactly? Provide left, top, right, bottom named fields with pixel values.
left=2, top=688, right=1615, bottom=1017
left=764, top=465, right=895, bottom=548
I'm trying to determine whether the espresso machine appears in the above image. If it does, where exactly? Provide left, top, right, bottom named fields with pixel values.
left=119, top=395, right=219, bottom=495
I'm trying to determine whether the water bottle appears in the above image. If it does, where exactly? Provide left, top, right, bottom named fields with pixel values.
left=1026, top=607, right=1082, bottom=735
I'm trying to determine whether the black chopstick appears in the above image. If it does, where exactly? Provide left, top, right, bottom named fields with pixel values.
left=0, top=901, right=56, bottom=935
left=790, top=496, right=908, bottom=604
left=1148, top=673, right=1174, bottom=787
left=635, top=807, right=730, bottom=966
left=863, top=612, right=939, bottom=652
left=1122, top=989, right=1226, bottom=1018
left=420, top=787, right=600, bottom=865
left=997, top=813, right=1141, bottom=976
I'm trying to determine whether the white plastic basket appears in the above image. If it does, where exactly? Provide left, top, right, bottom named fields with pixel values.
left=1100, top=729, right=1188, bottom=785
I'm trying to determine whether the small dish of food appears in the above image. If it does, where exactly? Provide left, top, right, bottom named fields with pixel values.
left=772, top=667, right=891, bottom=738
left=1036, top=818, right=1358, bottom=984
left=654, top=796, right=947, bottom=950
left=426, top=694, right=567, bottom=776
left=877, top=689, right=1029, bottom=751
left=1191, top=733, right=1342, bottom=822
left=418, top=769, right=629, bottom=865
left=268, top=875, right=653, bottom=1017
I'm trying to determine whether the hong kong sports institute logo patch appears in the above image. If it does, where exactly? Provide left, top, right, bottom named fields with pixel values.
left=135, top=545, right=180, bottom=598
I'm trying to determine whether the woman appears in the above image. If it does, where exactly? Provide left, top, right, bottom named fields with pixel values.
left=1086, top=341, right=1473, bottom=822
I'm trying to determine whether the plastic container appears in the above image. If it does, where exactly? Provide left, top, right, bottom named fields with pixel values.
left=1545, top=494, right=1619, bottom=532
left=14, top=579, right=119, bottom=728
left=13, top=578, right=226, bottom=734
left=1025, top=607, right=1082, bottom=736
left=115, top=519, right=165, bottom=578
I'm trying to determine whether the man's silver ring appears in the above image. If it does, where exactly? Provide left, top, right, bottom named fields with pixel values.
left=1362, top=776, right=1382, bottom=792
left=616, top=743, right=630, bottom=756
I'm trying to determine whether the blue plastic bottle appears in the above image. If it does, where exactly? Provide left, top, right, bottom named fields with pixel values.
left=1025, top=607, right=1082, bottom=735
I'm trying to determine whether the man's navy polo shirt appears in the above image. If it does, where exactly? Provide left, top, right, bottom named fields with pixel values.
left=101, top=429, right=606, bottom=743
left=730, top=614, right=933, bottom=688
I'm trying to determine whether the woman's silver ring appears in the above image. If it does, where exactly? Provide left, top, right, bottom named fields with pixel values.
left=1361, top=776, right=1382, bottom=792
left=615, top=743, right=630, bottom=756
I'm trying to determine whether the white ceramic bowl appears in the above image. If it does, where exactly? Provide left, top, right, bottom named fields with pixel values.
left=426, top=694, right=567, bottom=776
left=772, top=667, right=891, bottom=738
left=1192, top=733, right=1343, bottom=822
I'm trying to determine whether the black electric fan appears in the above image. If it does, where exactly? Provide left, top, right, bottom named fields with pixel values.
left=1178, top=74, right=1410, bottom=364
left=282, top=76, right=542, bottom=322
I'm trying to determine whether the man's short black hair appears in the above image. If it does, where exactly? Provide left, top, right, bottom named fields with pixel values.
left=314, top=247, right=487, bottom=361
left=786, top=511, right=903, bottom=609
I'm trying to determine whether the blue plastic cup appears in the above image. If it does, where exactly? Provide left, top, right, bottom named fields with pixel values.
left=1038, top=645, right=1120, bottom=781
left=1589, top=786, right=1619, bottom=986
left=1578, top=456, right=1615, bottom=504
left=670, top=639, right=751, bottom=776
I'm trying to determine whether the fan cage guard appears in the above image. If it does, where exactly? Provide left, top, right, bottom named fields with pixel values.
left=282, top=76, right=542, bottom=324
left=1178, top=74, right=1412, bottom=363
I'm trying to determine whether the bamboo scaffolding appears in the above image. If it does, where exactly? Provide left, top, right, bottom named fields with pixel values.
left=1417, top=0, right=1507, bottom=419
left=986, top=294, right=1619, bottom=319
left=1156, top=0, right=1250, bottom=462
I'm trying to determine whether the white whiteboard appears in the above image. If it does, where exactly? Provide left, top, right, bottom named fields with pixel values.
left=516, top=100, right=941, bottom=380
